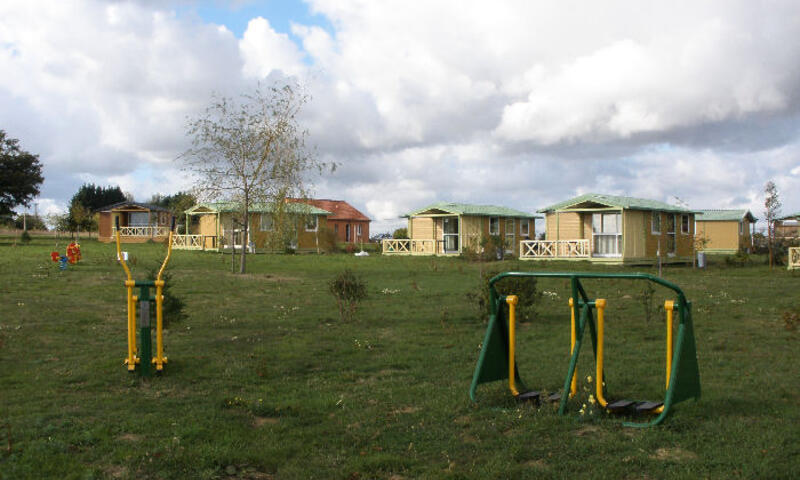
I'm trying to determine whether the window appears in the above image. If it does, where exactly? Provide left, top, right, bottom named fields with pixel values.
left=739, top=221, right=744, bottom=235
left=345, top=224, right=351, bottom=242
left=592, top=213, right=622, bottom=257
left=505, top=218, right=515, bottom=254
left=357, top=224, right=362, bottom=237
left=129, top=212, right=150, bottom=226
left=334, top=224, right=338, bottom=233
left=666, top=214, right=676, bottom=254
left=260, top=214, right=273, bottom=231
left=305, top=216, right=318, bottom=232
left=489, top=217, right=499, bottom=235
left=681, top=214, right=690, bottom=234
left=520, top=219, right=530, bottom=236
left=651, top=211, right=661, bottom=234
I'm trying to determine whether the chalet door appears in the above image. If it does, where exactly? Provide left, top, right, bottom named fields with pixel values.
left=442, top=217, right=459, bottom=253
left=592, top=213, right=622, bottom=257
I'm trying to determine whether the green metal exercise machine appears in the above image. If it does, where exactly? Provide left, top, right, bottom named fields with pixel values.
left=469, top=272, right=701, bottom=427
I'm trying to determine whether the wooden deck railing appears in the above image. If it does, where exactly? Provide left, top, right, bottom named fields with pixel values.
left=381, top=239, right=436, bottom=255
left=789, top=247, right=800, bottom=270
left=114, top=226, right=170, bottom=237
left=520, top=239, right=590, bottom=259
left=172, top=234, right=218, bottom=251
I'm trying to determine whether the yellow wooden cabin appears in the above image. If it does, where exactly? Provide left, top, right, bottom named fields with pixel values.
left=173, top=202, right=332, bottom=252
left=695, top=210, right=756, bottom=254
left=97, top=201, right=174, bottom=243
left=382, top=202, right=540, bottom=256
left=528, top=193, right=696, bottom=264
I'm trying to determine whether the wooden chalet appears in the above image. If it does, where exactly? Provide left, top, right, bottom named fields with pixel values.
left=695, top=210, right=757, bottom=254
left=173, top=202, right=331, bottom=252
left=97, top=201, right=174, bottom=243
left=775, top=212, right=800, bottom=239
left=528, top=193, right=696, bottom=264
left=382, top=202, right=539, bottom=256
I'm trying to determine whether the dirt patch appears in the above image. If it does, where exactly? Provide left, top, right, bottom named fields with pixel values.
left=117, top=433, right=143, bottom=442
left=650, top=447, right=698, bottom=462
left=525, top=459, right=548, bottom=469
left=229, top=273, right=301, bottom=282
left=453, top=415, right=471, bottom=425
left=574, top=425, right=601, bottom=437
left=253, top=416, right=280, bottom=427
left=103, top=464, right=128, bottom=478
left=392, top=406, right=419, bottom=414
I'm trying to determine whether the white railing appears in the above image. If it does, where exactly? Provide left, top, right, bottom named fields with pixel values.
left=382, top=239, right=436, bottom=255
left=520, top=239, right=591, bottom=259
left=789, top=247, right=800, bottom=270
left=114, top=226, right=169, bottom=237
left=172, top=234, right=218, bottom=250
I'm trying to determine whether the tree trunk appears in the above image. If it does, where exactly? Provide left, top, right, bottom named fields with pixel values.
left=239, top=207, right=248, bottom=274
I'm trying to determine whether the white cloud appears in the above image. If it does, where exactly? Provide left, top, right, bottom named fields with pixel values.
left=240, top=17, right=305, bottom=78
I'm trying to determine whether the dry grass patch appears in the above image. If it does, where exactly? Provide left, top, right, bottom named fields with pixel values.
left=650, top=447, right=698, bottom=462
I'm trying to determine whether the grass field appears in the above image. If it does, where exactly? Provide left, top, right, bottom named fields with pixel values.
left=1, top=237, right=798, bottom=479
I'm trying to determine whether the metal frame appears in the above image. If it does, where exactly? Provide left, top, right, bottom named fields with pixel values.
left=469, top=271, right=701, bottom=428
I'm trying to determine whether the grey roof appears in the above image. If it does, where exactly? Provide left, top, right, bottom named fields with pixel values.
left=779, top=212, right=800, bottom=221
left=405, top=202, right=540, bottom=218
left=97, top=201, right=171, bottom=213
left=184, top=201, right=331, bottom=215
left=696, top=209, right=757, bottom=222
left=538, top=193, right=695, bottom=214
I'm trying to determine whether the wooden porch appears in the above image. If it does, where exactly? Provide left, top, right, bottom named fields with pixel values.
left=381, top=239, right=452, bottom=255
left=520, top=239, right=591, bottom=259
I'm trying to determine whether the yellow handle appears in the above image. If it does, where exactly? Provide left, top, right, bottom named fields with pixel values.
left=506, top=295, right=519, bottom=396
left=595, top=298, right=608, bottom=408
left=664, top=300, right=675, bottom=389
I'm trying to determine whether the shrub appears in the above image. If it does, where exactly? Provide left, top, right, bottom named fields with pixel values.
left=466, top=267, right=540, bottom=322
left=20, top=230, right=32, bottom=244
left=329, top=269, right=368, bottom=322
left=392, top=228, right=408, bottom=239
left=147, top=266, right=187, bottom=329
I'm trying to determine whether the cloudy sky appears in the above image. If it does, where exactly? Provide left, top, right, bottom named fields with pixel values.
left=2, top=0, right=800, bottom=233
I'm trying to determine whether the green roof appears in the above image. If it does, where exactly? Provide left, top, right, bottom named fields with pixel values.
left=405, top=202, right=540, bottom=218
left=185, top=202, right=331, bottom=215
left=696, top=209, right=757, bottom=222
left=538, top=193, right=694, bottom=214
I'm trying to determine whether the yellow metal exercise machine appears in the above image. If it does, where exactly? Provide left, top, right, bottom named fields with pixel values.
left=115, top=216, right=175, bottom=376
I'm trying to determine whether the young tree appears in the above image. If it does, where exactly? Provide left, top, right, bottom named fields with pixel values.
left=764, top=180, right=782, bottom=269
left=0, top=130, right=43, bottom=216
left=181, top=82, right=324, bottom=273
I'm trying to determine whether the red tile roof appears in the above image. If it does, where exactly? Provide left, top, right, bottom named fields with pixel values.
left=289, top=199, right=371, bottom=222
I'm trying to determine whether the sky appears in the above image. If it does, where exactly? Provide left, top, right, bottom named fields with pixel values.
left=2, top=0, right=800, bottom=234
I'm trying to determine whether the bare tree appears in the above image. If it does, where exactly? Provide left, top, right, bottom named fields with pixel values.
left=764, top=180, right=781, bottom=269
left=181, top=82, right=324, bottom=273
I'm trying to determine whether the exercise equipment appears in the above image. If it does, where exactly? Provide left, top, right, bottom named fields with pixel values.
left=115, top=216, right=175, bottom=376
left=469, top=272, right=701, bottom=428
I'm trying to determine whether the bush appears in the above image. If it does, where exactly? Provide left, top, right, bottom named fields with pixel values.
left=20, top=230, right=32, bottom=244
left=724, top=249, right=753, bottom=267
left=147, top=266, right=187, bottom=329
left=392, top=228, right=408, bottom=239
left=466, top=267, right=540, bottom=322
left=329, top=269, right=368, bottom=322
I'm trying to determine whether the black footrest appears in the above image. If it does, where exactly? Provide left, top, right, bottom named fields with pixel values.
left=547, top=392, right=562, bottom=402
left=606, top=399, right=635, bottom=412
left=634, top=401, right=663, bottom=413
left=516, top=391, right=541, bottom=402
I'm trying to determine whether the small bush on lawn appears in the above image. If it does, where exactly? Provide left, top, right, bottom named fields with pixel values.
left=329, top=269, right=367, bottom=322
left=466, top=267, right=540, bottom=322
left=20, top=230, right=32, bottom=244
left=147, top=266, right=187, bottom=329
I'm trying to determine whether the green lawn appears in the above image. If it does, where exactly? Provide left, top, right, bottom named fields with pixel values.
left=1, top=237, right=798, bottom=479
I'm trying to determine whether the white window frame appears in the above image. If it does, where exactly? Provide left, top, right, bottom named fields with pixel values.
left=592, top=212, right=622, bottom=257
left=260, top=214, right=273, bottom=232
left=739, top=221, right=744, bottom=235
left=651, top=211, right=661, bottom=234
left=489, top=217, right=499, bottom=235
left=304, top=215, right=318, bottom=232
left=357, top=224, right=362, bottom=237
left=681, top=214, right=690, bottom=235
left=520, top=218, right=530, bottom=236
